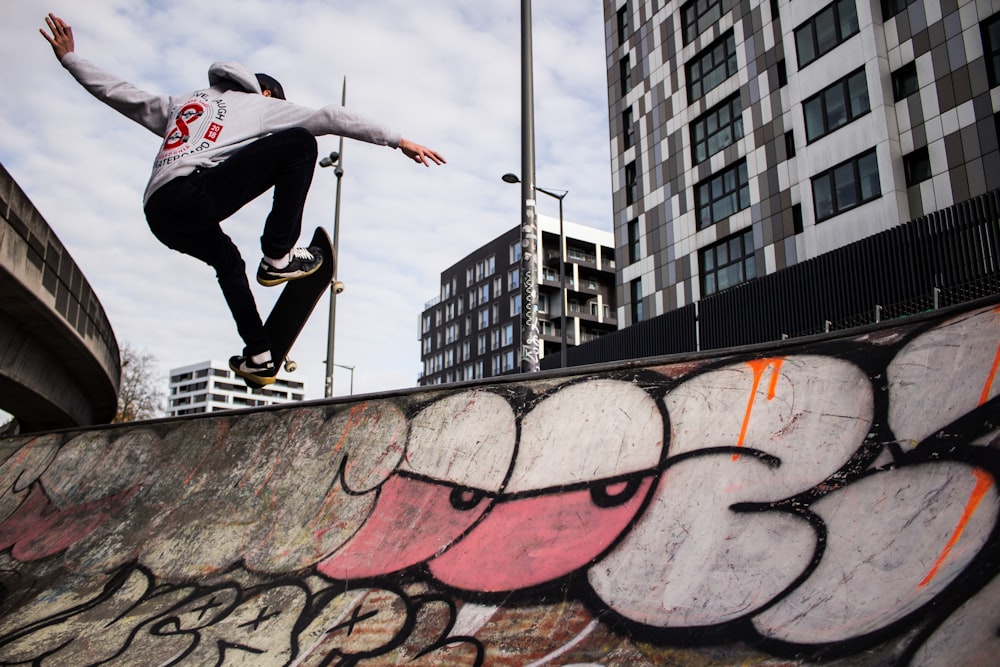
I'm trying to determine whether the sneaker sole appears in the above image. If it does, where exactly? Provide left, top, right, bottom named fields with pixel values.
left=257, top=257, right=324, bottom=287
left=229, top=362, right=278, bottom=386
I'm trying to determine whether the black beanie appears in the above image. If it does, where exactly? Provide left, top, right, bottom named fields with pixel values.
left=255, top=73, right=286, bottom=100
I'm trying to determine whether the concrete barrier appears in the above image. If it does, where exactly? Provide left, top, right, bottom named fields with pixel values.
left=0, top=163, right=120, bottom=430
left=0, top=299, right=997, bottom=665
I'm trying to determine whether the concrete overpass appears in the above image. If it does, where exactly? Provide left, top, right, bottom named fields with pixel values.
left=0, top=163, right=119, bottom=431
left=0, top=297, right=997, bottom=665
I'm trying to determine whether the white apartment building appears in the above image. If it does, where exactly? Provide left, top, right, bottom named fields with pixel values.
left=167, top=360, right=307, bottom=416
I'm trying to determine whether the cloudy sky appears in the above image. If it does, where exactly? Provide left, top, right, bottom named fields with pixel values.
left=1, top=1, right=614, bottom=403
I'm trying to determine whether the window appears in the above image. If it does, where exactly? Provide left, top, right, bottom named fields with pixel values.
left=794, top=0, right=860, bottom=69
left=510, top=241, right=521, bottom=263
left=508, top=267, right=520, bottom=290
left=700, top=228, right=756, bottom=296
left=627, top=218, right=641, bottom=263
left=493, top=276, right=503, bottom=297
left=510, top=293, right=522, bottom=316
left=630, top=278, right=643, bottom=322
left=982, top=14, right=1000, bottom=87
left=682, top=0, right=734, bottom=45
left=892, top=62, right=918, bottom=101
left=690, top=93, right=743, bottom=164
left=792, top=203, right=804, bottom=234
left=784, top=131, right=796, bottom=159
left=620, top=56, right=632, bottom=96
left=695, top=159, right=750, bottom=229
left=502, top=324, right=514, bottom=346
left=803, top=67, right=869, bottom=142
left=478, top=334, right=487, bottom=355
left=623, top=107, right=635, bottom=149
left=777, top=59, right=787, bottom=87
left=617, top=5, right=629, bottom=45
left=903, top=147, right=931, bottom=186
left=479, top=308, right=489, bottom=329
left=502, top=350, right=516, bottom=373
left=812, top=148, right=880, bottom=221
left=687, top=32, right=738, bottom=102
left=881, top=0, right=915, bottom=20
left=625, top=161, right=638, bottom=205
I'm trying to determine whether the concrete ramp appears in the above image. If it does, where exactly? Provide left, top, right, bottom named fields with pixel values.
left=0, top=300, right=998, bottom=666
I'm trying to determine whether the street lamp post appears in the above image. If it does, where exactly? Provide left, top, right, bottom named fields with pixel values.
left=333, top=363, right=355, bottom=395
left=502, top=174, right=568, bottom=368
left=519, top=0, right=540, bottom=373
left=319, top=79, right=347, bottom=398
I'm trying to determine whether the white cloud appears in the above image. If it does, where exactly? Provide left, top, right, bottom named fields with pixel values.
left=1, top=0, right=612, bottom=402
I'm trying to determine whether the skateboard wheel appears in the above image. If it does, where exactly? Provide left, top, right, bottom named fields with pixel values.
left=284, top=359, right=298, bottom=373
left=333, top=281, right=345, bottom=294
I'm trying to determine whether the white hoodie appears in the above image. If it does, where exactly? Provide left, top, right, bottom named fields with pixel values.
left=60, top=54, right=401, bottom=204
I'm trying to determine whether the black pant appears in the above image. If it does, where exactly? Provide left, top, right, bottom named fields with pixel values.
left=144, top=128, right=318, bottom=356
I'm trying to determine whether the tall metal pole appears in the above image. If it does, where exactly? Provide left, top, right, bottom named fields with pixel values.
left=520, top=0, right=541, bottom=373
left=324, top=78, right=346, bottom=398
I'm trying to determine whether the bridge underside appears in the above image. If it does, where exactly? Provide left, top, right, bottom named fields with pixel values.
left=0, top=299, right=998, bottom=666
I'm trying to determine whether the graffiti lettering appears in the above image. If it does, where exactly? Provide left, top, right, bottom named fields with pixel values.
left=0, top=303, right=998, bottom=664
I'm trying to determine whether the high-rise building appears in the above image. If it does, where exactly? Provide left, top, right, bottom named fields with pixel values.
left=606, top=0, right=1000, bottom=324
left=418, top=215, right=616, bottom=385
left=167, top=360, right=306, bottom=416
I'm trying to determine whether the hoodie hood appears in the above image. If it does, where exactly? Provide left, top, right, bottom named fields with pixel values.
left=207, top=61, right=262, bottom=94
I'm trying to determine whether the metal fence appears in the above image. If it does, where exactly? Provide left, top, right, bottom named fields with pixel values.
left=546, top=189, right=1000, bottom=369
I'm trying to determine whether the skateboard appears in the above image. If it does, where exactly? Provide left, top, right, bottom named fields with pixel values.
left=242, top=226, right=341, bottom=389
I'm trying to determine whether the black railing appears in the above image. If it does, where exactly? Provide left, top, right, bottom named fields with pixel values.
left=544, top=189, right=1000, bottom=369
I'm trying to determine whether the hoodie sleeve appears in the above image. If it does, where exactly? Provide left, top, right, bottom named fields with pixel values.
left=60, top=52, right=174, bottom=137
left=258, top=99, right=402, bottom=149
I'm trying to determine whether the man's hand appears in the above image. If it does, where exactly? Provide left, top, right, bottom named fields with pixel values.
left=399, top=138, right=446, bottom=167
left=40, top=13, right=74, bottom=60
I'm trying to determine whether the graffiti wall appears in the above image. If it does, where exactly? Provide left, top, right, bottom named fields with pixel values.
left=0, top=301, right=998, bottom=666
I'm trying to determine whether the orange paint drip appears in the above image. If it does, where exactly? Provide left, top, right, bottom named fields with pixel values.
left=918, top=469, right=994, bottom=588
left=733, top=358, right=784, bottom=461
left=978, top=341, right=1000, bottom=406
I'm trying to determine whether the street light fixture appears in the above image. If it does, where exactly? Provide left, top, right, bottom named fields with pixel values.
left=502, top=173, right=569, bottom=368
left=333, top=363, right=355, bottom=395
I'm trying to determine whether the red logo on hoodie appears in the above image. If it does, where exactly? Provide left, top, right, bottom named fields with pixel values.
left=204, top=122, right=223, bottom=142
left=164, top=102, right=206, bottom=150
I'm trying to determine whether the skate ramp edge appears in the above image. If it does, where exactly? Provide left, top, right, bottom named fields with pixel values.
left=0, top=300, right=998, bottom=666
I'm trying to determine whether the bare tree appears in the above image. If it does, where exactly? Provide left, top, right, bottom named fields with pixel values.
left=114, top=342, right=164, bottom=422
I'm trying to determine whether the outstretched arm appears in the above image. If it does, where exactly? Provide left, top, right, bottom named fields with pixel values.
left=398, top=138, right=446, bottom=167
left=38, top=13, right=174, bottom=136
left=40, top=12, right=74, bottom=60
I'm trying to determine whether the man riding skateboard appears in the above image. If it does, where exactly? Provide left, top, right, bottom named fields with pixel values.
left=40, top=12, right=445, bottom=387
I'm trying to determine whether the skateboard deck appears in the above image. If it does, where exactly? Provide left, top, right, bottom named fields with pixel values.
left=243, top=226, right=336, bottom=389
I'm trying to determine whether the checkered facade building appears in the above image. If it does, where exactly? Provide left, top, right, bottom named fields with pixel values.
left=606, top=0, right=1000, bottom=325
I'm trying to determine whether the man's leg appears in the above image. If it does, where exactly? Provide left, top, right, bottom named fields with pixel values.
left=144, top=178, right=270, bottom=358
left=144, top=127, right=319, bottom=372
left=193, top=127, right=319, bottom=260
